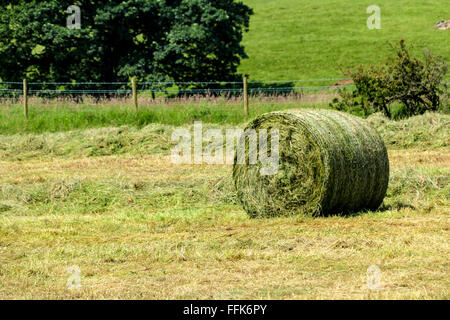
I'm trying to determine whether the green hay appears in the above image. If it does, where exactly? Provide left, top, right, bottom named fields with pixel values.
left=233, top=109, right=389, bottom=217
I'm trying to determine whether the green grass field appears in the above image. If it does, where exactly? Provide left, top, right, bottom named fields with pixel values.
left=238, top=0, right=449, bottom=80
left=0, top=112, right=448, bottom=299
left=0, top=0, right=449, bottom=300
left=0, top=95, right=334, bottom=135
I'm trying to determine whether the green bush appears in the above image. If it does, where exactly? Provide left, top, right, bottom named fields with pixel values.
left=331, top=40, right=448, bottom=119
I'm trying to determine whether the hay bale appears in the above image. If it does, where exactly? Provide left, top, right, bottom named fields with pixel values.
left=233, top=109, right=389, bottom=217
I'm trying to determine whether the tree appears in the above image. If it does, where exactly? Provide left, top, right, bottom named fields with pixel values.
left=331, top=40, right=448, bottom=119
left=0, top=0, right=253, bottom=85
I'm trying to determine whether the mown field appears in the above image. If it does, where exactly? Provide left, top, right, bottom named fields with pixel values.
left=0, top=111, right=448, bottom=299
left=239, top=0, right=449, bottom=80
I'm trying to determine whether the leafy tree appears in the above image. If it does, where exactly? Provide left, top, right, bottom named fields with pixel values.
left=331, top=40, right=448, bottom=119
left=0, top=0, right=253, bottom=85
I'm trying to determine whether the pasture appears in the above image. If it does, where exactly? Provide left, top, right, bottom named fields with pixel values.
left=239, top=0, right=450, bottom=80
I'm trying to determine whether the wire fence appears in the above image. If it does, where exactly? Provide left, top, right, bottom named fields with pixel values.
left=1, top=75, right=448, bottom=97
left=1, top=75, right=448, bottom=120
left=0, top=78, right=360, bottom=98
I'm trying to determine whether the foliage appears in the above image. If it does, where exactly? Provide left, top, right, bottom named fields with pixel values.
left=331, top=40, right=448, bottom=119
left=0, top=0, right=253, bottom=85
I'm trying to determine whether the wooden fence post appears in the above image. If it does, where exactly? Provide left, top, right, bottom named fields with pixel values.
left=243, top=75, right=249, bottom=117
left=132, top=77, right=138, bottom=111
left=23, top=78, right=28, bottom=119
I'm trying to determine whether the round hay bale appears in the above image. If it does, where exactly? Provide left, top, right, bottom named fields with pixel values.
left=233, top=109, right=389, bottom=217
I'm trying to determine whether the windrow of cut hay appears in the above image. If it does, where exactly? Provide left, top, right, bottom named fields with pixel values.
left=233, top=109, right=389, bottom=217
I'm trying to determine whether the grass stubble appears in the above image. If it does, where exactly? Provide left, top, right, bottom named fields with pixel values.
left=0, top=112, right=448, bottom=299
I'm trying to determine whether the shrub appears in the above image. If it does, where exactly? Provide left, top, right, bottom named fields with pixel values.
left=331, top=40, right=448, bottom=119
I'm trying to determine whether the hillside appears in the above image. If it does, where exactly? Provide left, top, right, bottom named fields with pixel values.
left=238, top=0, right=450, bottom=81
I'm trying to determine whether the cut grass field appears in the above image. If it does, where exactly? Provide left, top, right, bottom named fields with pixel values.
left=0, top=112, right=448, bottom=299
left=238, top=0, right=450, bottom=80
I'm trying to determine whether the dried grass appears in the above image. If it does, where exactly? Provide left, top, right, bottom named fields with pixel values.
left=233, top=109, right=389, bottom=217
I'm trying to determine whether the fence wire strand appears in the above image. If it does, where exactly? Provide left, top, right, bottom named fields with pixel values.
left=0, top=76, right=448, bottom=97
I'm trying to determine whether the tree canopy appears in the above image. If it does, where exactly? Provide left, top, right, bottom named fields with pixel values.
left=0, top=0, right=253, bottom=84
